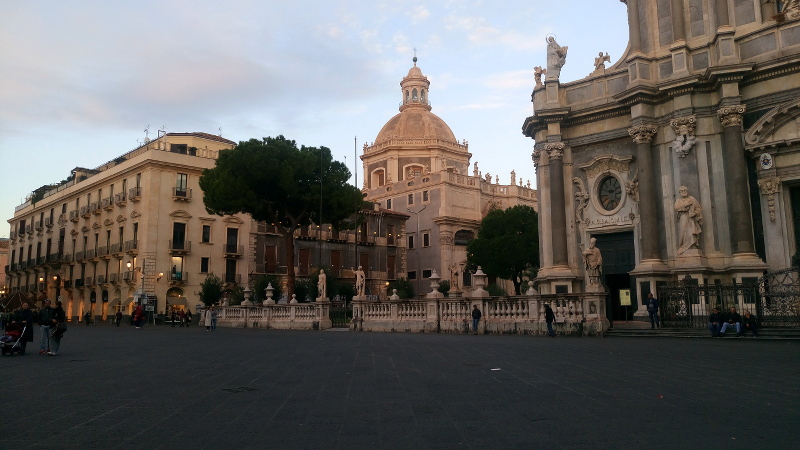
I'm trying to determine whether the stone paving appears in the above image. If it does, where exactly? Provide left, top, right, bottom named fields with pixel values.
left=1, top=323, right=798, bottom=449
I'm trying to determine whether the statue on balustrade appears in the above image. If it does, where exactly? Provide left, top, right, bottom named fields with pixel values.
left=355, top=266, right=366, bottom=297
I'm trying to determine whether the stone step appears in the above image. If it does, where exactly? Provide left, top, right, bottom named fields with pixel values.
left=605, top=327, right=800, bottom=340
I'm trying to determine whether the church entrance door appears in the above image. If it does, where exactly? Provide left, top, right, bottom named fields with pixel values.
left=592, top=231, right=635, bottom=323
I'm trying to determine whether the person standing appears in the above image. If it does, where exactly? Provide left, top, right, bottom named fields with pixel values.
left=48, top=300, right=66, bottom=356
left=471, top=305, right=481, bottom=335
left=544, top=304, right=556, bottom=337
left=84, top=311, right=91, bottom=326
left=186, top=310, right=192, bottom=327
left=115, top=310, right=122, bottom=327
left=38, top=299, right=54, bottom=355
left=646, top=293, right=660, bottom=329
left=133, top=305, right=145, bottom=328
left=171, top=310, right=178, bottom=328
left=12, top=302, right=34, bottom=355
left=211, top=306, right=218, bottom=331
left=179, top=309, right=186, bottom=328
left=204, top=306, right=213, bottom=331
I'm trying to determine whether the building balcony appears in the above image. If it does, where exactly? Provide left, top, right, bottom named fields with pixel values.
left=63, top=280, right=72, bottom=290
left=96, top=274, right=107, bottom=285
left=123, top=271, right=135, bottom=283
left=91, top=202, right=102, bottom=215
left=75, top=251, right=86, bottom=261
left=110, top=243, right=123, bottom=255
left=35, top=221, right=43, bottom=231
left=74, top=278, right=84, bottom=288
left=85, top=276, right=94, bottom=287
left=172, top=187, right=192, bottom=202
left=69, top=210, right=80, bottom=222
left=114, top=191, right=127, bottom=205
left=109, top=273, right=120, bottom=285
left=169, top=240, right=191, bottom=254
left=169, top=272, right=187, bottom=285
left=124, top=240, right=138, bottom=254
left=44, top=217, right=53, bottom=228
left=25, top=224, right=33, bottom=234
left=80, top=206, right=91, bottom=218
left=223, top=244, right=244, bottom=257
left=10, top=231, right=17, bottom=239
left=63, top=253, right=73, bottom=264
left=86, top=249, right=97, bottom=260
left=28, top=284, right=36, bottom=293
left=46, top=253, right=61, bottom=265
left=19, top=261, right=28, bottom=270
left=129, top=186, right=142, bottom=201
left=26, top=258, right=36, bottom=268
left=36, top=256, right=45, bottom=266
left=97, top=246, right=110, bottom=259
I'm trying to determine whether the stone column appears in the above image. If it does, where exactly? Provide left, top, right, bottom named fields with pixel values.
left=628, top=125, right=660, bottom=261
left=671, top=0, right=686, bottom=42
left=621, top=0, right=642, bottom=53
left=545, top=142, right=568, bottom=266
left=718, top=105, right=755, bottom=254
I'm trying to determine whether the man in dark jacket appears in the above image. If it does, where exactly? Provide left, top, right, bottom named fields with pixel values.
left=12, top=302, right=34, bottom=355
left=646, top=293, right=660, bottom=329
left=720, top=306, right=742, bottom=337
left=38, top=299, right=55, bottom=354
left=708, top=307, right=723, bottom=337
left=471, top=305, right=482, bottom=335
left=742, top=310, right=758, bottom=337
left=544, top=304, right=556, bottom=337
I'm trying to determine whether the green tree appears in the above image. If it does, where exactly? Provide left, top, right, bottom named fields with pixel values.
left=387, top=278, right=415, bottom=299
left=437, top=280, right=450, bottom=297
left=198, top=274, right=223, bottom=306
left=199, top=136, right=362, bottom=296
left=467, top=205, right=539, bottom=295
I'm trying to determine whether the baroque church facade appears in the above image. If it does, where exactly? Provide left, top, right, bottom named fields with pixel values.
left=362, top=59, right=537, bottom=296
left=524, top=0, right=800, bottom=320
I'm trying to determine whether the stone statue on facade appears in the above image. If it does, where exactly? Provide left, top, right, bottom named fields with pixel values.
left=473, top=162, right=479, bottom=177
left=594, top=52, right=611, bottom=72
left=670, top=116, right=698, bottom=158
left=534, top=66, right=546, bottom=87
left=546, top=36, right=568, bottom=80
left=780, top=0, right=800, bottom=19
left=510, top=170, right=516, bottom=186
left=354, top=265, right=366, bottom=297
left=450, top=263, right=460, bottom=290
left=573, top=177, right=590, bottom=225
left=582, top=237, right=602, bottom=287
left=317, top=269, right=327, bottom=300
left=674, top=186, right=703, bottom=255
left=485, top=173, right=492, bottom=183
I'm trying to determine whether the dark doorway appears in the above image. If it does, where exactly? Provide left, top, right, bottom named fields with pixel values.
left=592, top=231, right=635, bottom=323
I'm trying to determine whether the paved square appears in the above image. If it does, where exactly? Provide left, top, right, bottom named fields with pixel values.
left=1, top=324, right=798, bottom=449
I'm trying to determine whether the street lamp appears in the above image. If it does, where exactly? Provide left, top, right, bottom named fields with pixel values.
left=407, top=204, right=427, bottom=297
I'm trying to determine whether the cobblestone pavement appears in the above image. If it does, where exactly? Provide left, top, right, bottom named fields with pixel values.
left=1, top=324, right=798, bottom=449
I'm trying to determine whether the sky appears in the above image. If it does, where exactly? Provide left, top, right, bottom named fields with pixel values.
left=0, top=0, right=629, bottom=234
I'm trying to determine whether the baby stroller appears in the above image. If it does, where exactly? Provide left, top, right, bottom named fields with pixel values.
left=0, top=323, right=27, bottom=356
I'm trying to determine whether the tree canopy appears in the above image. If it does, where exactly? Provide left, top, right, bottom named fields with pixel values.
left=466, top=204, right=539, bottom=295
left=199, top=136, right=362, bottom=295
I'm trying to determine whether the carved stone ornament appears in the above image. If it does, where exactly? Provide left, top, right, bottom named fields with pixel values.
left=544, top=142, right=565, bottom=159
left=758, top=177, right=781, bottom=222
left=628, top=125, right=657, bottom=144
left=718, top=105, right=746, bottom=128
left=670, top=115, right=698, bottom=158
left=578, top=154, right=633, bottom=180
left=625, top=170, right=639, bottom=202
left=532, top=148, right=541, bottom=170
left=533, top=66, right=546, bottom=88
left=573, top=177, right=590, bottom=225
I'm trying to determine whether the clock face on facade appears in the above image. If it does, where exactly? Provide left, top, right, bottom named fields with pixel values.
left=598, top=176, right=621, bottom=211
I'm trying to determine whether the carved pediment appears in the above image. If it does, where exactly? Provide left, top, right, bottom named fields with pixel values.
left=170, top=210, right=192, bottom=220
left=92, top=222, right=101, bottom=230
left=70, top=229, right=79, bottom=236
left=81, top=226, right=90, bottom=233
left=578, top=154, right=634, bottom=179
left=116, top=215, right=127, bottom=223
left=130, top=210, right=141, bottom=219
left=104, top=219, right=114, bottom=227
left=745, top=98, right=800, bottom=149
left=223, top=216, right=244, bottom=225
left=199, top=216, right=217, bottom=223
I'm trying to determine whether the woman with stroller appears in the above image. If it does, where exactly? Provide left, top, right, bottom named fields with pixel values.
left=12, top=302, right=34, bottom=355
left=48, top=300, right=66, bottom=356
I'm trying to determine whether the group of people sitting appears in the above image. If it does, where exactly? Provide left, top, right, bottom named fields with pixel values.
left=708, top=306, right=758, bottom=337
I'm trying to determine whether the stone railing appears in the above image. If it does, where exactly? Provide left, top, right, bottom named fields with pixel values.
left=353, top=292, right=608, bottom=336
left=202, top=302, right=331, bottom=330
left=202, top=292, right=609, bottom=336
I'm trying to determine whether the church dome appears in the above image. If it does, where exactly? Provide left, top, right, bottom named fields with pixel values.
left=374, top=109, right=457, bottom=143
left=373, top=58, right=459, bottom=146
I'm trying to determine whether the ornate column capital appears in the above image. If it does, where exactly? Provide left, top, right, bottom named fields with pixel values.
left=628, top=125, right=657, bottom=144
left=544, top=142, right=565, bottom=159
left=757, top=177, right=781, bottom=222
left=532, top=148, right=541, bottom=171
left=717, top=105, right=746, bottom=128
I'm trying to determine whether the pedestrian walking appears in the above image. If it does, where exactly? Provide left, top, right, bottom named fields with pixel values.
left=544, top=304, right=556, bottom=337
left=171, top=310, right=178, bottom=327
left=12, top=302, right=34, bottom=355
left=48, top=300, right=67, bottom=356
left=38, top=299, right=55, bottom=354
left=186, top=310, right=192, bottom=327
left=84, top=311, right=91, bottom=326
left=646, top=293, right=660, bottom=329
left=471, top=305, right=481, bottom=335
left=115, top=310, right=122, bottom=327
left=179, top=309, right=187, bottom=328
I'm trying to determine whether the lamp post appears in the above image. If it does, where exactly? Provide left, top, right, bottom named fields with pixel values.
left=407, top=204, right=427, bottom=297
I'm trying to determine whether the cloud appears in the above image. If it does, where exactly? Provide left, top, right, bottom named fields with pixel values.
left=409, top=5, right=431, bottom=23
left=442, top=13, right=545, bottom=51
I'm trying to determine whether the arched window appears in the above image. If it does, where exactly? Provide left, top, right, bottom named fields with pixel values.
left=405, top=90, right=410, bottom=103
left=371, top=169, right=386, bottom=188
left=421, top=89, right=426, bottom=102
left=412, top=88, right=418, bottom=101
left=454, top=230, right=475, bottom=245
